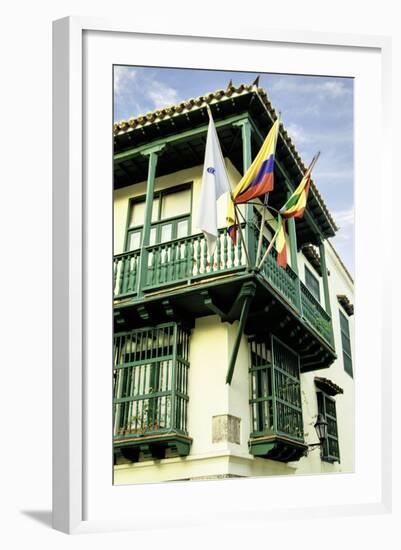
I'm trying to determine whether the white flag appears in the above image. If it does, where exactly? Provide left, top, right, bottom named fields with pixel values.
left=196, top=113, right=231, bottom=257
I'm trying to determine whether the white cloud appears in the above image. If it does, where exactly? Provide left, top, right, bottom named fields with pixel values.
left=148, top=83, right=179, bottom=109
left=114, top=66, right=180, bottom=120
left=330, top=207, right=354, bottom=274
left=114, top=66, right=137, bottom=96
left=270, top=77, right=351, bottom=100
left=319, top=81, right=349, bottom=98
left=333, top=207, right=354, bottom=228
left=285, top=123, right=310, bottom=145
left=314, top=169, right=354, bottom=182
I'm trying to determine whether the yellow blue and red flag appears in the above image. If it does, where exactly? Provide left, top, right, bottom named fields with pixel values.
left=227, top=118, right=280, bottom=243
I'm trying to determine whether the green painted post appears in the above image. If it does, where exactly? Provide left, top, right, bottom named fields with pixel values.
left=271, top=336, right=277, bottom=433
left=226, top=296, right=252, bottom=385
left=137, top=144, right=165, bottom=296
left=319, top=241, right=332, bottom=317
left=319, top=241, right=334, bottom=347
left=234, top=118, right=255, bottom=266
left=226, top=283, right=256, bottom=385
left=171, top=324, right=178, bottom=431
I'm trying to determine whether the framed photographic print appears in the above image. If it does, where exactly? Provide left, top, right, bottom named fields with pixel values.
left=53, top=17, right=392, bottom=535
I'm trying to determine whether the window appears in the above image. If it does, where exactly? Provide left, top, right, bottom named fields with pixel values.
left=305, top=265, right=320, bottom=302
left=249, top=335, right=304, bottom=442
left=339, top=309, right=353, bottom=377
left=125, top=185, right=192, bottom=251
left=113, top=323, right=190, bottom=439
left=317, top=391, right=340, bottom=462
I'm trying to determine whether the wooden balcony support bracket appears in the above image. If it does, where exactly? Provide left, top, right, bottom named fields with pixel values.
left=225, top=281, right=257, bottom=323
left=137, top=305, right=150, bottom=322
left=200, top=290, right=228, bottom=320
left=302, top=353, right=330, bottom=370
left=279, top=315, right=292, bottom=329
left=302, top=346, right=324, bottom=360
left=298, top=341, right=315, bottom=353
left=161, top=299, right=175, bottom=318
left=263, top=298, right=277, bottom=315
left=226, top=282, right=257, bottom=385
left=114, top=310, right=126, bottom=326
left=290, top=325, right=302, bottom=338
left=160, top=299, right=194, bottom=329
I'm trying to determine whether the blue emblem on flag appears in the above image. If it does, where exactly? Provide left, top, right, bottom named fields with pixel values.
left=207, top=167, right=216, bottom=175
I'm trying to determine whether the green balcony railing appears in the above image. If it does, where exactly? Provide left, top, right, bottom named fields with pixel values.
left=257, top=239, right=299, bottom=311
left=113, top=250, right=140, bottom=298
left=145, top=227, right=246, bottom=290
left=300, top=281, right=334, bottom=346
left=113, top=230, right=334, bottom=347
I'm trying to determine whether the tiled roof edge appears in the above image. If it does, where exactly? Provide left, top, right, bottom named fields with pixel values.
left=114, top=81, right=338, bottom=231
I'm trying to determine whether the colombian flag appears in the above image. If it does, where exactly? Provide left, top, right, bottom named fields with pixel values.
left=227, top=118, right=280, bottom=243
left=275, top=214, right=287, bottom=268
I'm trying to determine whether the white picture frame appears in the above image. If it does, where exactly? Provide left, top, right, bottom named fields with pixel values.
left=52, top=16, right=393, bottom=535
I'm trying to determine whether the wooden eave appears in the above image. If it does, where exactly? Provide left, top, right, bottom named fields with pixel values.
left=314, top=376, right=344, bottom=396
left=302, top=245, right=326, bottom=276
left=113, top=83, right=337, bottom=244
left=337, top=294, right=354, bottom=316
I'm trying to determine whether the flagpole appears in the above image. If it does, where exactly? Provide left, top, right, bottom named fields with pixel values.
left=233, top=201, right=251, bottom=267
left=257, top=226, right=280, bottom=270
left=255, top=194, right=269, bottom=267
left=255, top=113, right=280, bottom=268
left=307, top=151, right=320, bottom=174
left=207, top=102, right=248, bottom=266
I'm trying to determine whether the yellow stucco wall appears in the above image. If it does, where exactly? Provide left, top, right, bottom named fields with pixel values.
left=113, top=165, right=355, bottom=484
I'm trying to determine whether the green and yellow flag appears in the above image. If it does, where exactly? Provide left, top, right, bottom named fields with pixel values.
left=275, top=214, right=287, bottom=268
left=280, top=153, right=318, bottom=220
left=275, top=153, right=319, bottom=268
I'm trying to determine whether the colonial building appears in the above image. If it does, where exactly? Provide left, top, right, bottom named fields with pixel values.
left=112, top=81, right=354, bottom=484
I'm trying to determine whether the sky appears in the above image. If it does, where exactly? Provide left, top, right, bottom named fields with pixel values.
left=114, top=66, right=354, bottom=275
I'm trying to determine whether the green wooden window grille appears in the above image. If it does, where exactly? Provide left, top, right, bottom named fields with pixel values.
left=125, top=184, right=192, bottom=252
left=305, top=265, right=321, bottom=303
left=339, top=309, right=353, bottom=377
left=113, top=323, right=190, bottom=438
left=249, top=335, right=304, bottom=442
left=317, top=391, right=340, bottom=462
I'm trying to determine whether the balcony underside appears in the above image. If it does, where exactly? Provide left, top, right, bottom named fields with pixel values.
left=249, top=434, right=308, bottom=462
left=114, top=433, right=192, bottom=463
left=115, top=270, right=336, bottom=372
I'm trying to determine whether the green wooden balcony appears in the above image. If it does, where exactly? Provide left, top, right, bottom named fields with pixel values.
left=249, top=336, right=307, bottom=462
left=113, top=323, right=192, bottom=462
left=113, top=228, right=334, bottom=348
